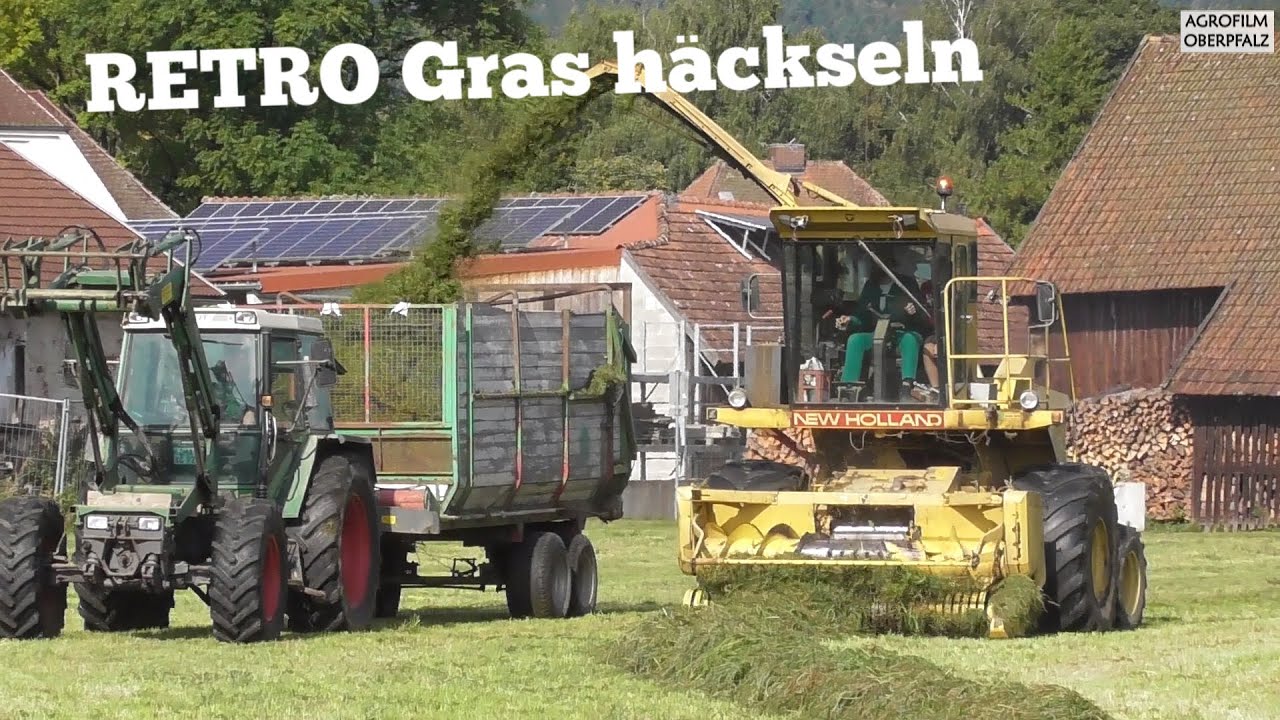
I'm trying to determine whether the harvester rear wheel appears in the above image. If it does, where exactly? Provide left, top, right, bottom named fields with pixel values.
left=208, top=498, right=288, bottom=643
left=77, top=588, right=173, bottom=632
left=566, top=533, right=598, bottom=617
left=1013, top=463, right=1119, bottom=633
left=1113, top=526, right=1148, bottom=630
left=287, top=453, right=380, bottom=633
left=0, top=497, right=67, bottom=640
left=703, top=460, right=805, bottom=492
left=505, top=530, right=571, bottom=619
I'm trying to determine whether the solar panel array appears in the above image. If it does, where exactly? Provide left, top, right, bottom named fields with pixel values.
left=130, top=195, right=647, bottom=272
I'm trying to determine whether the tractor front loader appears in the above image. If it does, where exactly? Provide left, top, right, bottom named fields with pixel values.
left=573, top=61, right=1149, bottom=636
left=0, top=227, right=382, bottom=643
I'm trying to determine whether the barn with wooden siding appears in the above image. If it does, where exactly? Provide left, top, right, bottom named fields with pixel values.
left=1009, top=34, right=1280, bottom=528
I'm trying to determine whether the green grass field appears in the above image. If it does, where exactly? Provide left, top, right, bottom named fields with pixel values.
left=1, top=522, right=1277, bottom=720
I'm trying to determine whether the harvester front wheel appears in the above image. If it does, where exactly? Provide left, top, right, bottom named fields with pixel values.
left=209, top=498, right=288, bottom=643
left=0, top=497, right=67, bottom=640
left=287, top=453, right=380, bottom=633
left=566, top=533, right=598, bottom=617
left=505, top=530, right=571, bottom=619
left=77, top=588, right=173, bottom=632
left=703, top=460, right=805, bottom=492
left=1113, top=526, right=1148, bottom=630
left=1013, top=463, right=1119, bottom=633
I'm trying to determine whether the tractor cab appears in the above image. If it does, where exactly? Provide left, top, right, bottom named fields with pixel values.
left=104, top=307, right=338, bottom=496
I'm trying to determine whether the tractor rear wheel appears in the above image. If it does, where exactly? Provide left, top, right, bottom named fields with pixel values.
left=565, top=533, right=598, bottom=617
left=703, top=460, right=805, bottom=492
left=209, top=498, right=288, bottom=643
left=1113, top=526, right=1148, bottom=630
left=287, top=454, right=380, bottom=633
left=0, top=497, right=67, bottom=639
left=77, top=588, right=173, bottom=632
left=505, top=530, right=571, bottom=619
left=1013, top=463, right=1119, bottom=633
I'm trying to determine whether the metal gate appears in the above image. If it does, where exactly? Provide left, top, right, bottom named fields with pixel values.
left=0, top=392, right=77, bottom=500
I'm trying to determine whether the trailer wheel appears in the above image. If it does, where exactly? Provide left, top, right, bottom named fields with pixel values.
left=77, top=588, right=173, bottom=632
left=1114, top=526, right=1148, bottom=630
left=566, top=533, right=598, bottom=617
left=505, top=531, right=571, bottom=619
left=287, top=453, right=380, bottom=633
left=1013, top=463, right=1119, bottom=633
left=0, top=497, right=67, bottom=640
left=703, top=460, right=805, bottom=492
left=209, top=498, right=288, bottom=643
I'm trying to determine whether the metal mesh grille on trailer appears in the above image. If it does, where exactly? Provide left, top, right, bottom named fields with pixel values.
left=276, top=304, right=445, bottom=424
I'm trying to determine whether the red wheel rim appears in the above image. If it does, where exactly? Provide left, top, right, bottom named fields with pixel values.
left=262, top=536, right=282, bottom=620
left=341, top=495, right=371, bottom=603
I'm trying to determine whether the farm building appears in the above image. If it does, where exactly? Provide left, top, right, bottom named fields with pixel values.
left=1009, top=34, right=1280, bottom=528
left=0, top=71, right=222, bottom=413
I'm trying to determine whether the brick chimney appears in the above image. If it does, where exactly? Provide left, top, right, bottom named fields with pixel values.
left=767, top=143, right=807, bottom=173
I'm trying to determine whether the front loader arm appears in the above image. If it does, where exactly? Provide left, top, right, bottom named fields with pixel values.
left=583, top=61, right=858, bottom=209
left=0, top=227, right=219, bottom=498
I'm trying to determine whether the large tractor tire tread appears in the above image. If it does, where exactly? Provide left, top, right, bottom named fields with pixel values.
left=505, top=530, right=571, bottom=620
left=566, top=533, right=598, bottom=617
left=1114, top=525, right=1148, bottom=631
left=209, top=498, right=288, bottom=644
left=703, top=459, right=805, bottom=492
left=0, top=497, right=67, bottom=639
left=1013, top=463, right=1119, bottom=633
left=287, top=453, right=380, bottom=633
left=77, top=588, right=173, bottom=632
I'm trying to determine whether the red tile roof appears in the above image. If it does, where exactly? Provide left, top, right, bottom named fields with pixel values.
left=975, top=219, right=1029, bottom=356
left=626, top=196, right=783, bottom=362
left=684, top=159, right=890, bottom=207
left=1008, top=34, right=1280, bottom=395
left=1, top=70, right=176, bottom=221
left=0, top=143, right=220, bottom=297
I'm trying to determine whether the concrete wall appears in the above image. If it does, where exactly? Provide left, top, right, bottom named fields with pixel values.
left=621, top=478, right=675, bottom=520
left=0, top=314, right=122, bottom=414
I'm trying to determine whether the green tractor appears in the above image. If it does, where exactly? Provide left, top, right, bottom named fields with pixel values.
left=0, top=227, right=380, bottom=642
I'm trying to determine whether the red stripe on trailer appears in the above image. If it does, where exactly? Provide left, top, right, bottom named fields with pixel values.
left=377, top=488, right=428, bottom=510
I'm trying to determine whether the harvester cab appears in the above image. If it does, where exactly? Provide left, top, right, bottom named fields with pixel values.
left=0, top=227, right=381, bottom=643
left=575, top=61, right=1148, bottom=637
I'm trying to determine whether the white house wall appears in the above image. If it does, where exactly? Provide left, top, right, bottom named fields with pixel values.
left=0, top=131, right=127, bottom=224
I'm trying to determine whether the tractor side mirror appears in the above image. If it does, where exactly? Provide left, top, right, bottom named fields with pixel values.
left=1034, top=282, right=1058, bottom=326
left=311, top=339, right=340, bottom=387
left=741, top=274, right=762, bottom=314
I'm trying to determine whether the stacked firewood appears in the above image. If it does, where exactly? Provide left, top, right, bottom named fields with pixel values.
left=1066, top=388, right=1194, bottom=520
left=744, top=428, right=820, bottom=478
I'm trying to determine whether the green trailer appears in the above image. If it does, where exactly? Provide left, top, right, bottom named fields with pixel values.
left=278, top=291, right=636, bottom=620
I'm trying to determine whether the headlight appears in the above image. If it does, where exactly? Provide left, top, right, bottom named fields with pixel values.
left=137, top=516, right=163, bottom=531
left=727, top=388, right=749, bottom=409
left=84, top=515, right=109, bottom=530
left=1018, top=390, right=1040, bottom=411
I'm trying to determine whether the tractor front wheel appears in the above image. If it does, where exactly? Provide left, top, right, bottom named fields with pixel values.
left=1013, top=463, right=1120, bottom=633
left=1113, top=526, right=1148, bottom=630
left=287, top=453, right=380, bottom=633
left=0, top=497, right=67, bottom=639
left=208, top=498, right=288, bottom=643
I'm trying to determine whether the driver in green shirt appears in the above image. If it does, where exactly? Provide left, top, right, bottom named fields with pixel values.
left=833, top=262, right=931, bottom=397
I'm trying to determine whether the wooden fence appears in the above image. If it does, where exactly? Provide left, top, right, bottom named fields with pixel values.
left=1188, top=397, right=1280, bottom=530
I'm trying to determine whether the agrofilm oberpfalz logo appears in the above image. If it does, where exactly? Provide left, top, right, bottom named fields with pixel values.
left=1181, top=9, right=1274, bottom=53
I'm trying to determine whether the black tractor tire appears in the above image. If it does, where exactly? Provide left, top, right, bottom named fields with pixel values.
left=0, top=497, right=67, bottom=639
left=1113, top=525, right=1148, bottom=631
left=702, top=459, right=805, bottom=492
left=375, top=537, right=413, bottom=619
left=208, top=498, right=288, bottom=643
left=77, top=588, right=173, bottom=632
left=566, top=533, right=598, bottom=617
left=1013, top=463, right=1120, bottom=633
left=286, top=453, right=380, bottom=633
left=505, top=530, right=571, bottom=620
